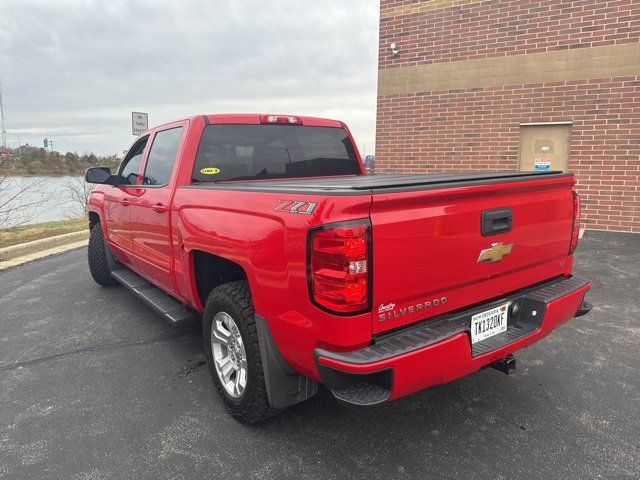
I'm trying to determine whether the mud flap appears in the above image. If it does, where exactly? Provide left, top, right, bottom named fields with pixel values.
left=255, top=314, right=318, bottom=409
left=103, top=232, right=119, bottom=272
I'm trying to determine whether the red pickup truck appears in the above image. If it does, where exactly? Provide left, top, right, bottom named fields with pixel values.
left=86, top=114, right=592, bottom=423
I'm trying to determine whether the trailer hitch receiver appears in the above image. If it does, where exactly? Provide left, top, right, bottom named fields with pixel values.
left=490, top=354, right=516, bottom=375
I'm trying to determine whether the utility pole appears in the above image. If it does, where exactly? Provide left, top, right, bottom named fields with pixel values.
left=0, top=80, right=7, bottom=150
left=13, top=134, right=21, bottom=156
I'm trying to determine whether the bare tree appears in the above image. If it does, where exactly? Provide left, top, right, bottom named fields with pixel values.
left=0, top=176, right=52, bottom=228
left=61, top=176, right=94, bottom=219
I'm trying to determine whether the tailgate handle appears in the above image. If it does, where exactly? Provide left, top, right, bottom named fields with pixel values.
left=482, top=208, right=512, bottom=236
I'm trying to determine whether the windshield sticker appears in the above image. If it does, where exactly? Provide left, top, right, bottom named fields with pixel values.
left=200, top=167, right=220, bottom=175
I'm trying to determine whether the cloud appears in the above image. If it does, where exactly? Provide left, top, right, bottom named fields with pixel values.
left=0, top=0, right=379, bottom=155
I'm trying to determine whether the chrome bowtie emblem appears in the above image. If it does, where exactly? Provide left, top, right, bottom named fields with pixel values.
left=478, top=242, right=513, bottom=263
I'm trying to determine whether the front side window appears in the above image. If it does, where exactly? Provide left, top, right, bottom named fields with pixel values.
left=192, top=125, right=361, bottom=183
left=118, top=136, right=148, bottom=185
left=143, top=127, right=184, bottom=186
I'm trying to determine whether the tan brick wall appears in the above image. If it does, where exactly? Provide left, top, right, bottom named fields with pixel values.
left=377, top=0, right=640, bottom=233
left=381, top=0, right=484, bottom=19
left=379, top=43, right=640, bottom=94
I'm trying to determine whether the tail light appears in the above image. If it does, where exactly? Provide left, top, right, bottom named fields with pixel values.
left=569, top=191, right=581, bottom=255
left=260, top=115, right=302, bottom=125
left=308, top=221, right=371, bottom=314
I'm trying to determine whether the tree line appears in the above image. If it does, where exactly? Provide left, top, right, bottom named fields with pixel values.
left=0, top=146, right=120, bottom=176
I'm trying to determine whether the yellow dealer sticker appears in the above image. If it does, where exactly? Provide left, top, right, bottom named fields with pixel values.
left=200, top=167, right=220, bottom=175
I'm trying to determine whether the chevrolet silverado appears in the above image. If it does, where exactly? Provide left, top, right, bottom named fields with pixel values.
left=85, top=114, right=592, bottom=423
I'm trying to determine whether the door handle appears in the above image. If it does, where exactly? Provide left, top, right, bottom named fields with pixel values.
left=152, top=203, right=167, bottom=213
left=120, top=199, right=130, bottom=206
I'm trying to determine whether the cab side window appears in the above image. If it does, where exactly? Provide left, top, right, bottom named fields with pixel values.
left=118, top=136, right=148, bottom=185
left=143, top=127, right=184, bottom=186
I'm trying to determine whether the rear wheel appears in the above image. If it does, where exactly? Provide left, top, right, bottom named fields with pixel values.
left=203, top=281, right=279, bottom=424
left=87, top=223, right=118, bottom=286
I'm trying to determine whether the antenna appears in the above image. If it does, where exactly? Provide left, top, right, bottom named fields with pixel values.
left=0, top=81, right=6, bottom=150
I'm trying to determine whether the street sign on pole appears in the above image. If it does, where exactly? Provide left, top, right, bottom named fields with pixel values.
left=43, top=138, right=48, bottom=148
left=132, top=112, right=148, bottom=135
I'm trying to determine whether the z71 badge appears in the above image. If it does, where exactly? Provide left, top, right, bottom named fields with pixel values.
left=274, top=200, right=317, bottom=215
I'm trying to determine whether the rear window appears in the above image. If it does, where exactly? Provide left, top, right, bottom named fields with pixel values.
left=192, top=125, right=361, bottom=182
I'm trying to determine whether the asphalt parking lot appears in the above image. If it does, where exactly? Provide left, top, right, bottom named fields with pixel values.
left=1, top=231, right=638, bottom=480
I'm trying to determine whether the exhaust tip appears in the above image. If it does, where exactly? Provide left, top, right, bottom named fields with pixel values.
left=575, top=300, right=593, bottom=317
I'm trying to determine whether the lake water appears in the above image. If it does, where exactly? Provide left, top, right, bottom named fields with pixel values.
left=0, top=176, right=88, bottom=227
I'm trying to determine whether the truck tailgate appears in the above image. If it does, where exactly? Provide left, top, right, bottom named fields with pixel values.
left=370, top=174, right=575, bottom=334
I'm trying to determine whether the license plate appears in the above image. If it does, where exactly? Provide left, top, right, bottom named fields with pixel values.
left=470, top=303, right=508, bottom=344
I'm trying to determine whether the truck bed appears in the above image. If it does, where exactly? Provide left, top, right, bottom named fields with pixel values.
left=180, top=168, right=576, bottom=336
left=186, top=171, right=568, bottom=194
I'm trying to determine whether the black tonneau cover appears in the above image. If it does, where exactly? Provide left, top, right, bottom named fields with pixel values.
left=185, top=171, right=569, bottom=195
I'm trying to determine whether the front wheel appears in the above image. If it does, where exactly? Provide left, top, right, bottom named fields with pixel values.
left=87, top=223, right=118, bottom=286
left=203, top=281, right=279, bottom=424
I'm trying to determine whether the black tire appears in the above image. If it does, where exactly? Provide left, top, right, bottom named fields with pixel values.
left=88, top=223, right=118, bottom=286
left=203, top=280, right=279, bottom=424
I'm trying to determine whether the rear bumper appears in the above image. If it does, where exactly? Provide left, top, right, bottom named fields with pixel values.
left=315, top=275, right=591, bottom=404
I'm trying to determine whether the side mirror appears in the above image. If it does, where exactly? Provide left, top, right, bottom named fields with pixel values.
left=126, top=173, right=145, bottom=185
left=85, top=167, right=116, bottom=185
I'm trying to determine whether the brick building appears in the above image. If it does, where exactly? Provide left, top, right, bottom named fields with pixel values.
left=376, top=0, right=640, bottom=232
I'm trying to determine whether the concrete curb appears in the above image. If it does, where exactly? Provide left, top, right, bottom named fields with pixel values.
left=0, top=230, right=89, bottom=262
left=0, top=240, right=88, bottom=271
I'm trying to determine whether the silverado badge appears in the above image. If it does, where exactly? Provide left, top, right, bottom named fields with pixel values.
left=478, top=242, right=513, bottom=263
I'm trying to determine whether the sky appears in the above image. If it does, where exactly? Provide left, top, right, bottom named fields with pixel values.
left=0, top=0, right=379, bottom=156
